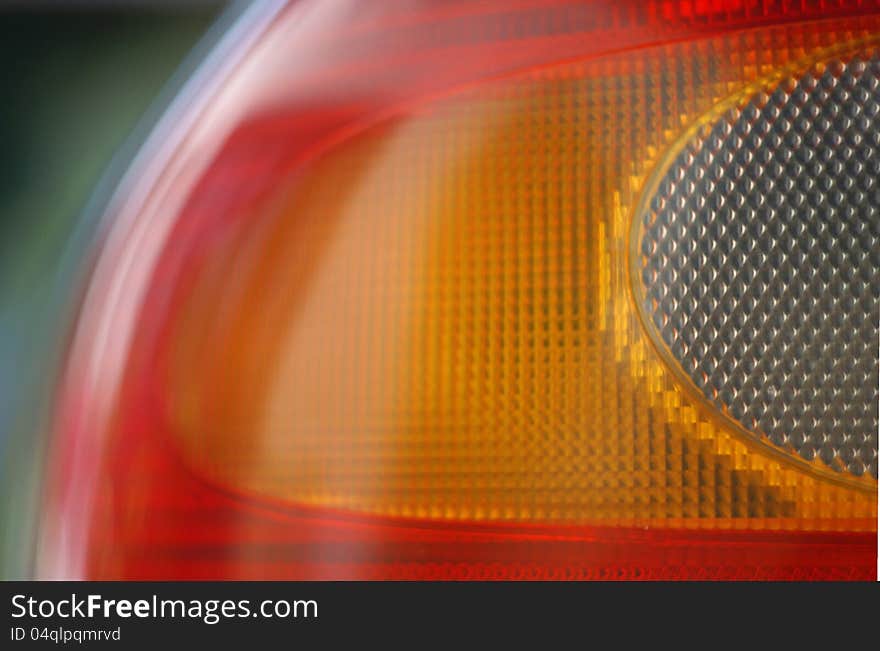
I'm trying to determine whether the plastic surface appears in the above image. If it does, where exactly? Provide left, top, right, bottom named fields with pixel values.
left=39, top=0, right=880, bottom=579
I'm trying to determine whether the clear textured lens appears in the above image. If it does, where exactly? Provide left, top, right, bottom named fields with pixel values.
left=639, top=52, right=880, bottom=479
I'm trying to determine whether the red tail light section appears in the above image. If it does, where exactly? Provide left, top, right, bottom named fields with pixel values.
left=40, top=0, right=879, bottom=579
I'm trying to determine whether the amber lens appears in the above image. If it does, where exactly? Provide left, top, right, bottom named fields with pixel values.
left=160, top=23, right=877, bottom=528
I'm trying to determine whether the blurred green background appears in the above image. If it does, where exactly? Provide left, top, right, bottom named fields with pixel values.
left=0, top=3, right=223, bottom=579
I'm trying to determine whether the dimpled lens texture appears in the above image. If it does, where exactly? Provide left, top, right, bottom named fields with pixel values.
left=640, top=53, right=880, bottom=479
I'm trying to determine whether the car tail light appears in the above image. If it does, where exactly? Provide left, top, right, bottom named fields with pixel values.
left=39, top=0, right=879, bottom=579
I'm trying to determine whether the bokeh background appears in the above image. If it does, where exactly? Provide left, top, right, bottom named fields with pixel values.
left=0, top=1, right=223, bottom=579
